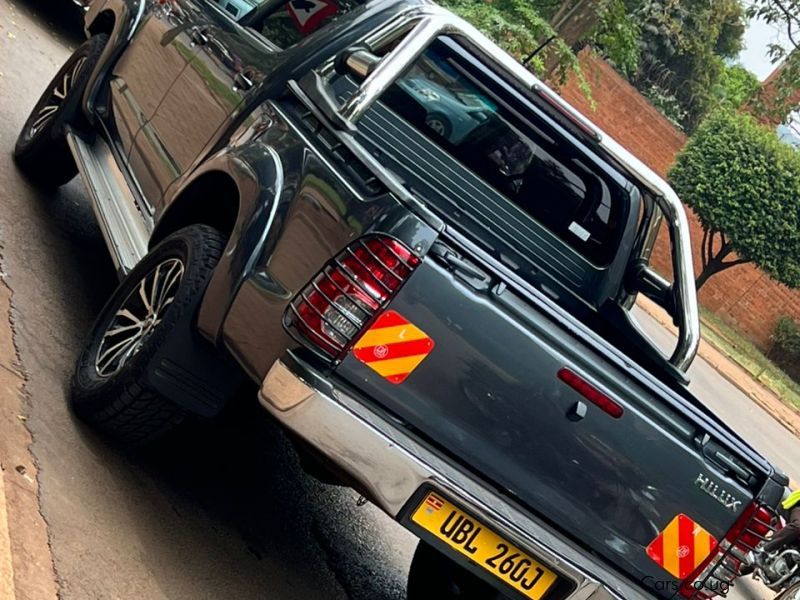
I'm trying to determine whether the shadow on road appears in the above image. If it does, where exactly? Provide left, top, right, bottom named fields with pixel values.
left=11, top=0, right=84, bottom=46
left=3, top=2, right=414, bottom=597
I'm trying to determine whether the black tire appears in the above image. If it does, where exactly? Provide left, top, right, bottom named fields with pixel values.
left=407, top=541, right=507, bottom=600
left=425, top=112, right=453, bottom=139
left=777, top=583, right=800, bottom=600
left=71, top=225, right=225, bottom=445
left=14, top=34, right=108, bottom=188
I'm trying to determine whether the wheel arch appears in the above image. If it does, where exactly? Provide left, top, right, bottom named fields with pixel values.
left=157, top=145, right=284, bottom=351
left=86, top=8, right=116, bottom=37
left=81, top=0, right=144, bottom=119
left=150, top=170, right=241, bottom=249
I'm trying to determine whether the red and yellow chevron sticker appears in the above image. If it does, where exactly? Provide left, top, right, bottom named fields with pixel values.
left=352, top=311, right=435, bottom=384
left=646, top=514, right=717, bottom=579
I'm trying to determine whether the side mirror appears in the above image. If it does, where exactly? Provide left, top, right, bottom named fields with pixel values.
left=336, top=47, right=382, bottom=79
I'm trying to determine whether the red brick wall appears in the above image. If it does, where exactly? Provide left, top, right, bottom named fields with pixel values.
left=556, top=49, right=800, bottom=349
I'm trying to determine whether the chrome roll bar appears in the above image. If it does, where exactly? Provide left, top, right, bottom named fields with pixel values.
left=330, top=4, right=700, bottom=372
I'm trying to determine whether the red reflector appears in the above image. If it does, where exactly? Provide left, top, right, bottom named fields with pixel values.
left=557, top=368, right=623, bottom=418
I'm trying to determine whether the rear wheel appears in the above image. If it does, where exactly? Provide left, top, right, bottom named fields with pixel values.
left=425, top=113, right=452, bottom=139
left=778, top=583, right=800, bottom=600
left=71, top=225, right=225, bottom=445
left=14, top=34, right=108, bottom=188
left=407, top=541, right=507, bottom=600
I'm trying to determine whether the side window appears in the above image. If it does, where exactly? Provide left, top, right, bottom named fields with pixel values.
left=251, top=0, right=365, bottom=49
left=210, top=0, right=256, bottom=20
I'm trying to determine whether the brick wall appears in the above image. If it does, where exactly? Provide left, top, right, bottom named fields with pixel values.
left=557, top=50, right=800, bottom=349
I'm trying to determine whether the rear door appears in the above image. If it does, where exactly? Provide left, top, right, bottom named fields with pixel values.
left=108, top=0, right=200, bottom=159
left=127, top=0, right=263, bottom=210
left=133, top=0, right=363, bottom=214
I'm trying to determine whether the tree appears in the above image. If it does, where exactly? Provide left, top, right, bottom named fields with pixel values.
left=593, top=0, right=746, bottom=130
left=714, top=64, right=761, bottom=110
left=439, top=0, right=582, bottom=84
left=745, top=0, right=800, bottom=117
left=668, top=110, right=800, bottom=289
left=593, top=0, right=641, bottom=77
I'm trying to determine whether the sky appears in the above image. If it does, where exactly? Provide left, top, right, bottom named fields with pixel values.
left=738, top=7, right=793, bottom=81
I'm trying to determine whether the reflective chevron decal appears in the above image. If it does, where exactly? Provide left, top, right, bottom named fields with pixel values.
left=646, top=514, right=717, bottom=579
left=352, top=311, right=435, bottom=384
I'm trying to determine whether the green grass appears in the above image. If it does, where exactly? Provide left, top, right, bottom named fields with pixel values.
left=699, top=308, right=800, bottom=412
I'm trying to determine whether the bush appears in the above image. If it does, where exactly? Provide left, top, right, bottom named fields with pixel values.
left=770, top=317, right=800, bottom=382
left=668, top=110, right=800, bottom=289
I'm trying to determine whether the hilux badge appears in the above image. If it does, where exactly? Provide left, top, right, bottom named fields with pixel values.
left=695, top=473, right=742, bottom=512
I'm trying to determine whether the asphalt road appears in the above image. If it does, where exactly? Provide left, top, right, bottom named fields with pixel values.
left=0, top=2, right=795, bottom=599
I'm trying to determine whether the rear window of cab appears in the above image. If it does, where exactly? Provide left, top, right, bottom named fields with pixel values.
left=355, top=37, right=630, bottom=267
left=238, top=4, right=629, bottom=268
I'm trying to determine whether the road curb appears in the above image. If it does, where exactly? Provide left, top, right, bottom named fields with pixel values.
left=0, top=278, right=58, bottom=599
left=0, top=464, right=15, bottom=600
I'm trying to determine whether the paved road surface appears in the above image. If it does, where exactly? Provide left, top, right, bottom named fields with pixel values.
left=0, top=2, right=794, bottom=599
left=632, top=308, right=800, bottom=485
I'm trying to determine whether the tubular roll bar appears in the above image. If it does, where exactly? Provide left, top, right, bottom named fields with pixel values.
left=330, top=5, right=701, bottom=372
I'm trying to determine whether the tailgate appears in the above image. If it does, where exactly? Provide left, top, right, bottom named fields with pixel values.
left=334, top=237, right=763, bottom=593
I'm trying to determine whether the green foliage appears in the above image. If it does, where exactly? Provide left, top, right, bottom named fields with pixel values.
left=640, top=82, right=688, bottom=129
left=774, top=317, right=800, bottom=356
left=593, top=0, right=641, bottom=77
left=713, top=64, right=761, bottom=110
left=638, top=0, right=745, bottom=131
left=593, top=0, right=746, bottom=131
left=745, top=0, right=799, bottom=118
left=668, top=110, right=800, bottom=288
left=770, top=317, right=800, bottom=382
left=438, top=0, right=581, bottom=85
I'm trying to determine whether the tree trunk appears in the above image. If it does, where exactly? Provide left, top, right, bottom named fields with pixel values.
left=695, top=227, right=751, bottom=290
left=695, top=266, right=715, bottom=290
left=550, top=0, right=602, bottom=47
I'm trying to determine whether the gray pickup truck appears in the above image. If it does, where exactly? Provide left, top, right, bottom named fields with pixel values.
left=15, top=0, right=787, bottom=598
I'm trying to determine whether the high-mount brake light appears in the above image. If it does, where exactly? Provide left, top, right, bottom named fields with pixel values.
left=679, top=503, right=777, bottom=598
left=285, top=235, right=420, bottom=360
left=557, top=368, right=623, bottom=418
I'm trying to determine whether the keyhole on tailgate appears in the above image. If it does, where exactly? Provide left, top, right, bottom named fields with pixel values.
left=566, top=401, right=587, bottom=422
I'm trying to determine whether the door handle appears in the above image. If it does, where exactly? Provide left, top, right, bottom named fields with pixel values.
left=190, top=27, right=208, bottom=46
left=233, top=71, right=254, bottom=91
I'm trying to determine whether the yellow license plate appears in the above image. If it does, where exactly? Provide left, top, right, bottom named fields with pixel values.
left=412, top=492, right=559, bottom=599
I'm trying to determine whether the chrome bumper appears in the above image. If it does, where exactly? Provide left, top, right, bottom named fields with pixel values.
left=259, top=353, right=653, bottom=600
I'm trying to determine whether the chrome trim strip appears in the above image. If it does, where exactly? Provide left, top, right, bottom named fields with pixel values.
left=329, top=5, right=700, bottom=371
left=259, top=355, right=652, bottom=600
left=129, top=0, right=145, bottom=40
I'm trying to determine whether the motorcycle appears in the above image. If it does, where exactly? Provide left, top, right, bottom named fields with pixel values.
left=753, top=547, right=800, bottom=599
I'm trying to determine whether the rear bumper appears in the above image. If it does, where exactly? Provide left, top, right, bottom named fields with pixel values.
left=258, top=352, right=655, bottom=600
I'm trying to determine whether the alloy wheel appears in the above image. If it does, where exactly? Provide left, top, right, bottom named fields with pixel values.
left=95, top=258, right=185, bottom=378
left=27, top=56, right=87, bottom=138
left=426, top=118, right=448, bottom=137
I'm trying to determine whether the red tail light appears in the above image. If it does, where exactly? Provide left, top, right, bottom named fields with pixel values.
left=285, top=235, right=420, bottom=360
left=679, top=502, right=778, bottom=598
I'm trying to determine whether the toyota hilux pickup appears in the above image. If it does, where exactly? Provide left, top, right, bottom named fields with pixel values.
left=14, top=0, right=788, bottom=598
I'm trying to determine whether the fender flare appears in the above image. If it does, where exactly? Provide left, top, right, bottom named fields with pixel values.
left=81, top=0, right=144, bottom=120
left=157, top=143, right=285, bottom=345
